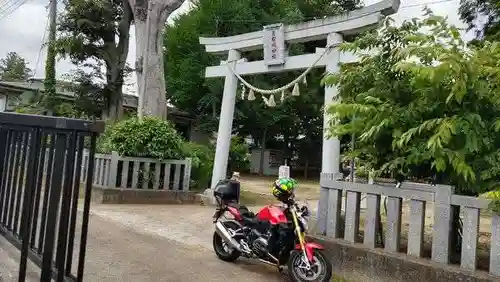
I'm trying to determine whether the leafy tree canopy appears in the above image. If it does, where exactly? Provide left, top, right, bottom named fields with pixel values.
left=56, top=0, right=133, bottom=120
left=62, top=67, right=106, bottom=119
left=324, top=9, right=500, bottom=196
left=0, top=52, right=32, bottom=81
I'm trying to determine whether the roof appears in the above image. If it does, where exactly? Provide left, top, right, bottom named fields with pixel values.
left=0, top=79, right=192, bottom=118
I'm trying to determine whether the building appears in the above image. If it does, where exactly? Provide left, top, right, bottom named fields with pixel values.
left=0, top=79, right=208, bottom=143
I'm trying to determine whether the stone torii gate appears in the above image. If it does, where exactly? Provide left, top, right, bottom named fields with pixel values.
left=199, top=0, right=400, bottom=215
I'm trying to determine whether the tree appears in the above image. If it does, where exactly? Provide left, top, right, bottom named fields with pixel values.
left=296, top=0, right=360, bottom=19
left=56, top=0, right=133, bottom=120
left=324, top=9, right=500, bottom=253
left=63, top=68, right=106, bottom=119
left=459, top=0, right=500, bottom=42
left=130, top=0, right=185, bottom=118
left=0, top=52, right=32, bottom=81
left=325, top=10, right=500, bottom=195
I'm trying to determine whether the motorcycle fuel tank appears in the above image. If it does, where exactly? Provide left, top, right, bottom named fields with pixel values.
left=256, top=205, right=288, bottom=225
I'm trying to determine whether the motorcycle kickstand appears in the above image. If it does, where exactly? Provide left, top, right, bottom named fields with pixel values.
left=266, top=253, right=283, bottom=273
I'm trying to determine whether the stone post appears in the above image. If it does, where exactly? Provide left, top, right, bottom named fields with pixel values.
left=431, top=184, right=454, bottom=264
left=107, top=151, right=120, bottom=189
left=317, top=32, right=343, bottom=234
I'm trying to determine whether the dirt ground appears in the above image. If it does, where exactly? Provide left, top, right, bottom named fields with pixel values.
left=239, top=175, right=321, bottom=201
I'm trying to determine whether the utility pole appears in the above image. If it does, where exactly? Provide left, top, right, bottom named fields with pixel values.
left=43, top=0, right=57, bottom=115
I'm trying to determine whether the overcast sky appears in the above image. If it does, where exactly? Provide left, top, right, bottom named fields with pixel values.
left=0, top=0, right=473, bottom=95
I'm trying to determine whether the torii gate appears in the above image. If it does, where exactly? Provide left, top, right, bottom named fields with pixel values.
left=199, top=0, right=400, bottom=224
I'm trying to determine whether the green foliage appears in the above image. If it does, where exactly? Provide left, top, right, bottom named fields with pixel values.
left=53, top=102, right=78, bottom=117
left=229, top=136, right=251, bottom=171
left=56, top=0, right=133, bottom=120
left=324, top=10, right=500, bottom=195
left=182, top=142, right=214, bottom=190
left=484, top=190, right=500, bottom=214
left=62, top=68, right=105, bottom=119
left=181, top=137, right=250, bottom=190
left=0, top=52, right=32, bottom=81
left=99, top=116, right=184, bottom=160
left=44, top=41, right=57, bottom=112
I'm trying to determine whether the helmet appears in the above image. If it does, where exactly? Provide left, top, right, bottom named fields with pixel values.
left=272, top=177, right=297, bottom=202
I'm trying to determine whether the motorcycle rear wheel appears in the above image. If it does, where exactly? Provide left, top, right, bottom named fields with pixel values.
left=287, top=250, right=332, bottom=282
left=212, top=221, right=241, bottom=262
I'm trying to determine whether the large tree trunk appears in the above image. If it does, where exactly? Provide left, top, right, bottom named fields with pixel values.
left=130, top=0, right=185, bottom=119
left=107, top=91, right=124, bottom=120
left=104, top=64, right=125, bottom=121
left=304, top=159, right=309, bottom=179
left=107, top=81, right=125, bottom=120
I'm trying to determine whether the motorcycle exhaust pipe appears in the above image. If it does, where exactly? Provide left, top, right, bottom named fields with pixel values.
left=215, top=221, right=249, bottom=254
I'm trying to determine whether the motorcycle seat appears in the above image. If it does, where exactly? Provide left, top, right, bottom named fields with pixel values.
left=227, top=202, right=250, bottom=213
left=226, top=203, right=260, bottom=224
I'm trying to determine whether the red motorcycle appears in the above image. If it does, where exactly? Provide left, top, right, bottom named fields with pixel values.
left=211, top=179, right=332, bottom=282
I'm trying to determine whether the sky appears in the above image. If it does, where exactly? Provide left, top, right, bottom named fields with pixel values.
left=0, top=0, right=475, bottom=95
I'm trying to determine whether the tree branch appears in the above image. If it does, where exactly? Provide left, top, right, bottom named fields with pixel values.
left=117, top=0, right=133, bottom=70
left=163, top=0, right=184, bottom=15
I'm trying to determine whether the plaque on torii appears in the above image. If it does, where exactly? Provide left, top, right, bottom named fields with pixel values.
left=263, top=23, right=286, bottom=66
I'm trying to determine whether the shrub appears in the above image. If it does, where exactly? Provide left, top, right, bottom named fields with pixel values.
left=98, top=116, right=184, bottom=160
left=228, top=136, right=251, bottom=172
left=97, top=116, right=251, bottom=190
left=182, top=142, right=214, bottom=190
left=180, top=137, right=250, bottom=190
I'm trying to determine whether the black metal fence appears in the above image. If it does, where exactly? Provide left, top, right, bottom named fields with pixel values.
left=0, top=112, right=104, bottom=282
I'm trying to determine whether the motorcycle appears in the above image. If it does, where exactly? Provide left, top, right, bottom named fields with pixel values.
left=211, top=179, right=332, bottom=282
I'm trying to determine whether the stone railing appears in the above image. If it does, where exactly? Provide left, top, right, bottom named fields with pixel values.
left=80, top=150, right=192, bottom=191
left=316, top=173, right=499, bottom=278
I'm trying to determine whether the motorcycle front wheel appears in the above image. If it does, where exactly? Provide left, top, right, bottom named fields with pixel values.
left=287, top=250, right=332, bottom=282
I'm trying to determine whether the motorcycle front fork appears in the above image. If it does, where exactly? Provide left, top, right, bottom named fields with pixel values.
left=290, top=208, right=312, bottom=269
